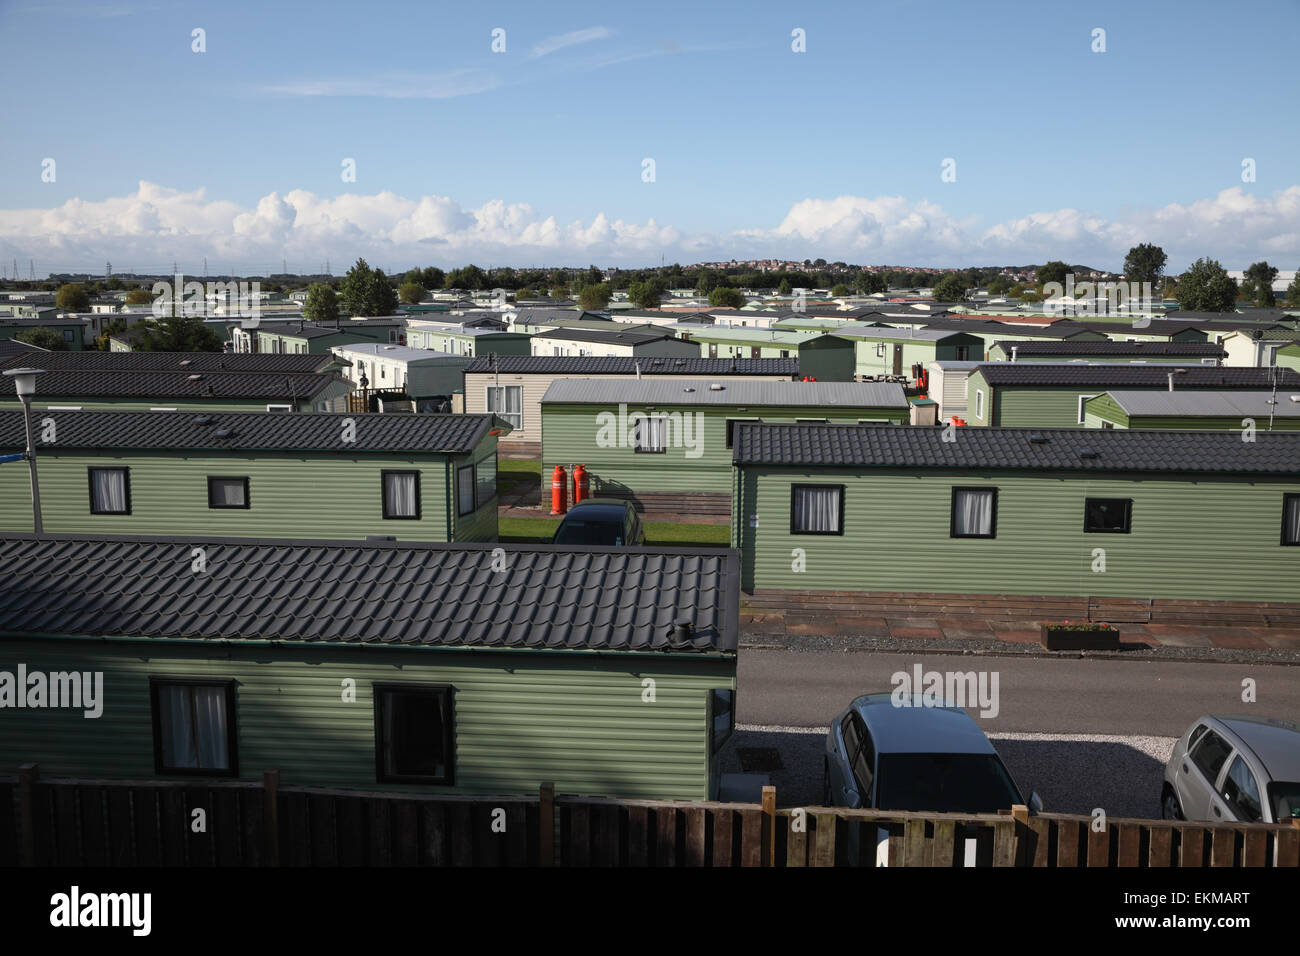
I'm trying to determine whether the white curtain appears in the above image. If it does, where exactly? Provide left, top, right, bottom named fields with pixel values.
left=794, top=487, right=840, bottom=533
left=159, top=685, right=229, bottom=770
left=486, top=386, right=522, bottom=429
left=91, top=469, right=126, bottom=512
left=384, top=472, right=417, bottom=517
left=633, top=416, right=666, bottom=452
left=1286, top=498, right=1300, bottom=545
left=210, top=478, right=245, bottom=507
left=954, top=489, right=994, bottom=535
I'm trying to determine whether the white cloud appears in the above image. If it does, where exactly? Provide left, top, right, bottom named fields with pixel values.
left=532, top=26, right=612, bottom=58
left=0, top=182, right=1296, bottom=274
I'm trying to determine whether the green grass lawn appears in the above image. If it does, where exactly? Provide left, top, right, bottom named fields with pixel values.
left=498, top=515, right=730, bottom=547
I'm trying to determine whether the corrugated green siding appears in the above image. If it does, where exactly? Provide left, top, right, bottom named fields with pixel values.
left=0, top=450, right=460, bottom=541
left=542, top=402, right=906, bottom=496
left=0, top=639, right=735, bottom=800
left=735, top=466, right=1300, bottom=601
left=994, top=387, right=1099, bottom=427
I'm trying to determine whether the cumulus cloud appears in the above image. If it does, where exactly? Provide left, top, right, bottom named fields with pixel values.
left=0, top=181, right=1295, bottom=274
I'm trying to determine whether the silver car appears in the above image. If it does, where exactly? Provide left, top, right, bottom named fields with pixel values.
left=1162, top=714, right=1300, bottom=824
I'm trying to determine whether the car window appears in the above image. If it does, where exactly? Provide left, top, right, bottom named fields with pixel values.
left=1221, top=757, right=1263, bottom=822
left=1188, top=723, right=1210, bottom=749
left=841, top=714, right=861, bottom=765
left=552, top=518, right=623, bottom=546
left=1189, top=730, right=1233, bottom=785
left=875, top=754, right=1022, bottom=813
left=1267, top=782, right=1300, bottom=822
left=850, top=714, right=875, bottom=800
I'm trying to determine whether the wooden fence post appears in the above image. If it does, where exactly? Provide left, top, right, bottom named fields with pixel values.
left=761, top=786, right=776, bottom=867
left=539, top=782, right=555, bottom=868
left=263, top=770, right=280, bottom=867
left=17, top=763, right=38, bottom=867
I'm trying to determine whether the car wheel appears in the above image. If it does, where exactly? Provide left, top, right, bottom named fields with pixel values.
left=822, top=759, right=832, bottom=807
left=1161, top=785, right=1183, bottom=821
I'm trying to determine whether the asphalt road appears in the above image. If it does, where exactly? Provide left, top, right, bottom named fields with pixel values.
left=723, top=650, right=1300, bottom=815
left=737, top=649, right=1300, bottom=735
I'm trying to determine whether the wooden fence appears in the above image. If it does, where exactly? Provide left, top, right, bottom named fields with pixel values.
left=4, top=765, right=1298, bottom=867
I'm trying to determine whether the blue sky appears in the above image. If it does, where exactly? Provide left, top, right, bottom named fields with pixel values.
left=1, top=0, right=1297, bottom=274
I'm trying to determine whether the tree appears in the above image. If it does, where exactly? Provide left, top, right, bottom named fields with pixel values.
left=15, top=327, right=67, bottom=351
left=399, top=282, right=425, bottom=305
left=1035, top=261, right=1070, bottom=289
left=777, top=278, right=792, bottom=295
left=932, top=273, right=969, bottom=302
left=1174, top=258, right=1238, bottom=312
left=855, top=271, right=886, bottom=295
left=1243, top=261, right=1279, bottom=307
left=446, top=264, right=486, bottom=291
left=550, top=285, right=570, bottom=300
left=513, top=287, right=536, bottom=301
left=577, top=283, right=612, bottom=311
left=1009, top=283, right=1025, bottom=298
left=421, top=267, right=445, bottom=290
left=137, top=314, right=224, bottom=352
left=1287, top=269, right=1300, bottom=307
left=1123, top=243, right=1167, bottom=286
left=987, top=276, right=1011, bottom=295
left=55, top=283, right=90, bottom=312
left=628, top=279, right=664, bottom=309
left=339, top=258, right=398, bottom=317
left=830, top=283, right=851, bottom=297
left=708, top=287, right=746, bottom=309
left=124, top=288, right=152, bottom=305
left=302, top=283, right=339, bottom=324
left=93, top=318, right=144, bottom=350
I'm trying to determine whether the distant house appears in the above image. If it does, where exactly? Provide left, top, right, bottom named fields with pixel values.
left=731, top=423, right=1300, bottom=620
left=817, top=326, right=985, bottom=381
left=247, top=318, right=408, bottom=355
left=986, top=340, right=1226, bottom=365
left=1219, top=329, right=1300, bottom=368
left=0, top=410, right=505, bottom=541
left=462, top=355, right=800, bottom=456
left=1082, top=390, right=1300, bottom=431
left=0, top=316, right=90, bottom=350
left=0, top=535, right=738, bottom=801
left=964, top=364, right=1300, bottom=428
left=676, top=327, right=817, bottom=360
left=540, top=379, right=908, bottom=515
left=529, top=327, right=697, bottom=359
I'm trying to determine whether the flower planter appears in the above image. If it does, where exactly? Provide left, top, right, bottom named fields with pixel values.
left=1040, top=623, right=1120, bottom=651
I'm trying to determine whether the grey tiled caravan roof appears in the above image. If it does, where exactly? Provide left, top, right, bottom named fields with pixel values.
left=0, top=535, right=739, bottom=654
left=0, top=411, right=498, bottom=454
left=540, top=379, right=909, bottom=408
left=732, top=423, right=1300, bottom=474
left=462, top=355, right=799, bottom=375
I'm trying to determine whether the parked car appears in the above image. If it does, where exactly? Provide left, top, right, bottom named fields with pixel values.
left=1161, top=715, right=1300, bottom=824
left=551, top=498, right=644, bottom=547
left=823, top=692, right=1041, bottom=865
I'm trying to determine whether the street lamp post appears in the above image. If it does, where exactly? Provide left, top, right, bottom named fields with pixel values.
left=4, top=368, right=45, bottom=534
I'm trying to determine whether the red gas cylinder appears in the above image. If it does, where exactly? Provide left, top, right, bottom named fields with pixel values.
left=573, top=464, right=589, bottom=504
left=550, top=464, right=568, bottom=515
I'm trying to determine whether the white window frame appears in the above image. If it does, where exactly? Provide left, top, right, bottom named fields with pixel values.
left=484, top=384, right=523, bottom=430
left=1077, top=394, right=1098, bottom=425
left=975, top=389, right=985, bottom=420
left=266, top=404, right=293, bottom=413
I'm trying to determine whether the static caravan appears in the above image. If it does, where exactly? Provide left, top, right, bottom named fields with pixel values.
left=463, top=355, right=799, bottom=456
left=541, top=378, right=908, bottom=516
left=986, top=341, right=1226, bottom=365
left=0, top=536, right=739, bottom=801
left=731, top=422, right=1300, bottom=621
left=1083, top=390, right=1300, bottom=431
left=0, top=410, right=506, bottom=542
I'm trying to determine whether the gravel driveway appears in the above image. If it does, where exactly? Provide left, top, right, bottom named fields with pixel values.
left=718, top=724, right=1177, bottom=818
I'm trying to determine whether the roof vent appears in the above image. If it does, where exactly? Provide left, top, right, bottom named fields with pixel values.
left=212, top=428, right=236, bottom=439
left=709, top=383, right=725, bottom=391
left=1028, top=433, right=1049, bottom=444
left=178, top=358, right=192, bottom=366
left=191, top=415, right=214, bottom=426
left=1079, top=449, right=1099, bottom=459
left=669, top=620, right=694, bottom=644
left=682, top=386, right=696, bottom=393
left=187, top=373, right=203, bottom=381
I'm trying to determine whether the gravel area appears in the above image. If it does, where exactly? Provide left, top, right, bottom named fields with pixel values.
left=741, top=632, right=1300, bottom=666
left=718, top=723, right=1177, bottom=818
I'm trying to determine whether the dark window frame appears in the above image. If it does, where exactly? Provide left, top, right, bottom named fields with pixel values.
left=1083, top=497, right=1132, bottom=534
left=87, top=466, right=131, bottom=515
left=725, top=417, right=760, bottom=449
left=789, top=483, right=845, bottom=536
left=373, top=682, right=455, bottom=786
left=207, top=476, right=250, bottom=510
left=148, top=677, right=239, bottom=778
left=708, top=688, right=735, bottom=755
left=456, top=464, right=475, bottom=516
left=950, top=486, right=998, bottom=539
left=381, top=469, right=422, bottom=520
left=1283, top=494, right=1300, bottom=546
